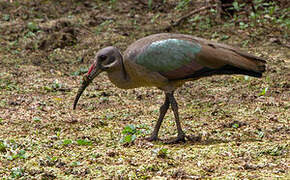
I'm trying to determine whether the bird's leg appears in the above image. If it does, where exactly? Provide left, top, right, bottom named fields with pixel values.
left=166, top=92, right=186, bottom=143
left=146, top=93, right=170, bottom=142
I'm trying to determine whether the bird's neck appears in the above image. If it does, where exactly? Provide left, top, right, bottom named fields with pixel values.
left=107, top=57, right=133, bottom=89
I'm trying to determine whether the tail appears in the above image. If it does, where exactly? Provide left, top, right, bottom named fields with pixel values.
left=181, top=48, right=267, bottom=80
left=192, top=37, right=267, bottom=78
left=233, top=49, right=266, bottom=76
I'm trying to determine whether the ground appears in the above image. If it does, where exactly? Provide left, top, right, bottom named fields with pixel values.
left=0, top=0, right=289, bottom=179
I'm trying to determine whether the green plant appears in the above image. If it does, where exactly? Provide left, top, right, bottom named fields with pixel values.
left=122, top=125, right=138, bottom=134
left=239, top=22, right=248, bottom=29
left=232, top=123, right=239, bottom=128
left=70, top=161, right=81, bottom=167
left=257, top=131, right=264, bottom=138
left=46, top=156, right=57, bottom=162
left=76, top=139, right=92, bottom=146
left=260, top=145, right=287, bottom=156
left=95, top=20, right=113, bottom=35
left=232, top=1, right=245, bottom=11
left=2, top=14, right=10, bottom=21
left=24, top=31, right=36, bottom=38
left=0, top=141, right=6, bottom=152
left=175, top=0, right=191, bottom=10
left=242, top=39, right=249, bottom=47
left=62, top=139, right=73, bottom=146
left=120, top=125, right=141, bottom=144
left=33, top=117, right=41, bottom=122
left=151, top=13, right=160, bottom=23
left=27, top=22, right=39, bottom=32
left=152, top=147, right=169, bottom=158
left=71, top=66, right=89, bottom=76
left=7, top=149, right=27, bottom=160
left=0, top=78, right=19, bottom=91
left=148, top=0, right=152, bottom=10
left=10, top=167, right=24, bottom=178
left=259, top=87, right=268, bottom=96
left=52, top=79, right=62, bottom=89
left=220, top=35, right=230, bottom=41
left=0, top=100, right=7, bottom=108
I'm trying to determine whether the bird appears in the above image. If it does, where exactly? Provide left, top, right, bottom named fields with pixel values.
left=73, top=33, right=266, bottom=143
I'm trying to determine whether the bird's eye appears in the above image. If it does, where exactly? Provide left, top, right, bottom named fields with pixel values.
left=99, top=55, right=107, bottom=61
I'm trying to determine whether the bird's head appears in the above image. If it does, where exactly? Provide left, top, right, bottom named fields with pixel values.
left=73, top=46, right=122, bottom=109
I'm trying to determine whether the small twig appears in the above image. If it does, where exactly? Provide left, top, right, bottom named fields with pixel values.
left=79, top=24, right=95, bottom=36
left=165, top=3, right=232, bottom=31
left=284, top=44, right=290, bottom=48
left=12, top=6, right=22, bottom=13
left=136, top=0, right=147, bottom=6
left=216, top=0, right=222, bottom=23
left=270, top=38, right=290, bottom=48
left=250, top=1, right=256, bottom=13
left=172, top=5, right=213, bottom=27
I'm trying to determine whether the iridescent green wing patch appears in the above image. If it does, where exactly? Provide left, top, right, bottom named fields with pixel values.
left=136, top=39, right=201, bottom=72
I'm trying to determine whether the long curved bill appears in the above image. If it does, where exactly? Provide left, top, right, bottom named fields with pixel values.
left=73, top=66, right=102, bottom=110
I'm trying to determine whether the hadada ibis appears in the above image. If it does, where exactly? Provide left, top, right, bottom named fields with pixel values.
left=73, top=33, right=266, bottom=143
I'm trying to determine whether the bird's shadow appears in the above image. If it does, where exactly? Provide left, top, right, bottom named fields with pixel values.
left=157, top=135, right=262, bottom=146
left=190, top=137, right=262, bottom=146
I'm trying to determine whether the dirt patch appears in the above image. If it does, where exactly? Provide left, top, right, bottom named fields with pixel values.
left=38, top=23, right=78, bottom=50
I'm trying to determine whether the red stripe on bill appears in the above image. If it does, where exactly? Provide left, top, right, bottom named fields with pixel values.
left=87, top=64, right=95, bottom=75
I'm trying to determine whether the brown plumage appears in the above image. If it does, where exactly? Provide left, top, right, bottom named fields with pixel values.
left=73, top=33, right=266, bottom=143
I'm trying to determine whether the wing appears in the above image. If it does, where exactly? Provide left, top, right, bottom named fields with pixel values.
left=135, top=38, right=205, bottom=79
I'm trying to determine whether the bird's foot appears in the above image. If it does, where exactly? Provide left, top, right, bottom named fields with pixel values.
left=145, top=135, right=160, bottom=142
left=164, top=134, right=186, bottom=144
